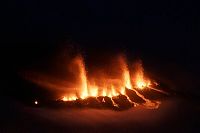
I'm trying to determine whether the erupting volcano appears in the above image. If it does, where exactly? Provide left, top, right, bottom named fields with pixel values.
left=55, top=54, right=168, bottom=110
left=28, top=54, right=169, bottom=110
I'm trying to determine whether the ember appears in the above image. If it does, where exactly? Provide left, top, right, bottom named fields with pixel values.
left=34, top=100, right=38, bottom=105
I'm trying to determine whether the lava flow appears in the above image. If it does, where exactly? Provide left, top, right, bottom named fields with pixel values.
left=57, top=55, right=166, bottom=110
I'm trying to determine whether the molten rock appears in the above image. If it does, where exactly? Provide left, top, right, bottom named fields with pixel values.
left=125, top=88, right=146, bottom=103
left=112, top=95, right=133, bottom=109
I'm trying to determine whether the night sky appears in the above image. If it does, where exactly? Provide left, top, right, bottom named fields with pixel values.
left=2, top=0, right=199, bottom=92
left=1, top=1, right=200, bottom=132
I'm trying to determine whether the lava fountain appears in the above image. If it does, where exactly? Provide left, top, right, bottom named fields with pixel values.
left=56, top=54, right=167, bottom=110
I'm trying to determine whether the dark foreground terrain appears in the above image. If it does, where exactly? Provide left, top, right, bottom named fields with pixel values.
left=1, top=96, right=200, bottom=133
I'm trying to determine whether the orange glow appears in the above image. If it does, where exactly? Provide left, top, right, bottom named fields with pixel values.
left=136, top=78, right=151, bottom=89
left=133, top=61, right=151, bottom=90
left=62, top=95, right=77, bottom=101
left=119, top=55, right=132, bottom=90
left=74, top=56, right=88, bottom=99
left=123, top=70, right=132, bottom=89
left=88, top=85, right=98, bottom=97
left=27, top=53, right=163, bottom=109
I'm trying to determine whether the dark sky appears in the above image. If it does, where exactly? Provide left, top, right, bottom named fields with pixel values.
left=3, top=0, right=198, bottom=46
left=2, top=1, right=198, bottom=58
left=1, top=0, right=200, bottom=99
left=2, top=0, right=199, bottom=69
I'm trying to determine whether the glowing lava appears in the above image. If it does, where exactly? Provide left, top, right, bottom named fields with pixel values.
left=59, top=55, right=161, bottom=109
left=134, top=61, right=151, bottom=89
left=73, top=56, right=89, bottom=99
